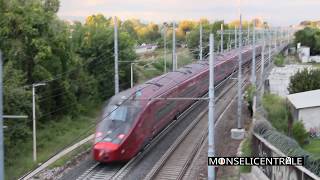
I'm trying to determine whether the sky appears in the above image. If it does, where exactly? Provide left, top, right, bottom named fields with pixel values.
left=57, top=0, right=320, bottom=26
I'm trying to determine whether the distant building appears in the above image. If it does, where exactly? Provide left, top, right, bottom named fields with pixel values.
left=297, top=45, right=320, bottom=63
left=287, top=89, right=320, bottom=133
left=266, top=65, right=312, bottom=97
left=298, top=46, right=310, bottom=63
left=135, top=44, right=157, bottom=54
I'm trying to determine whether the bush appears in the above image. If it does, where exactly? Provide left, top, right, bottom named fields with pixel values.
left=262, top=94, right=289, bottom=133
left=244, top=85, right=256, bottom=117
left=292, top=121, right=309, bottom=146
left=274, top=54, right=285, bottom=67
left=239, top=138, right=252, bottom=173
left=288, top=68, right=320, bottom=94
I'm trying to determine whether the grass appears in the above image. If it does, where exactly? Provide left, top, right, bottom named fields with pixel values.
left=285, top=55, right=301, bottom=65
left=304, top=139, right=320, bottom=158
left=5, top=103, right=101, bottom=180
left=49, top=142, right=92, bottom=168
left=274, top=54, right=285, bottom=67
left=262, top=94, right=289, bottom=133
left=308, top=62, right=320, bottom=69
left=239, top=137, right=252, bottom=173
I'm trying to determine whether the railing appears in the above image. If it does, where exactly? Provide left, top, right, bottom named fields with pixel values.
left=251, top=133, right=319, bottom=180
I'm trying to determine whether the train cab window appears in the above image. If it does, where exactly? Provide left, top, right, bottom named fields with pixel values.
left=110, top=105, right=128, bottom=122
left=95, top=91, right=142, bottom=144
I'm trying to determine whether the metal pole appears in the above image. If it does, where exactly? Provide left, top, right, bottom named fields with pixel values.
left=287, top=28, right=290, bottom=45
left=228, top=32, right=231, bottom=51
left=200, top=23, right=203, bottom=61
left=114, top=16, right=119, bottom=94
left=0, top=50, right=4, bottom=180
left=247, top=23, right=250, bottom=45
left=172, top=22, right=176, bottom=71
left=274, top=29, right=278, bottom=52
left=261, top=30, right=265, bottom=82
left=260, top=30, right=265, bottom=98
left=268, top=30, right=271, bottom=65
left=251, top=20, right=256, bottom=85
left=130, top=63, right=134, bottom=88
left=32, top=85, right=37, bottom=162
left=164, top=26, right=167, bottom=73
left=221, top=24, right=224, bottom=53
left=235, top=27, right=238, bottom=49
left=237, top=14, right=243, bottom=129
left=208, top=33, right=215, bottom=180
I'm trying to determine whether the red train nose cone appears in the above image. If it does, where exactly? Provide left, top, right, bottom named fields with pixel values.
left=93, top=142, right=120, bottom=162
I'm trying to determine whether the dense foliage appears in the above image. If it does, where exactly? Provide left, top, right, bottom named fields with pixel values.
left=288, top=68, right=320, bottom=94
left=274, top=54, right=285, bottom=67
left=244, top=85, right=256, bottom=116
left=262, top=94, right=289, bottom=133
left=294, top=27, right=320, bottom=55
left=0, top=0, right=136, bottom=175
left=292, top=121, right=309, bottom=146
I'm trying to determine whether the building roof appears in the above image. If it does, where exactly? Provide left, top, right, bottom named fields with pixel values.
left=287, top=89, right=320, bottom=109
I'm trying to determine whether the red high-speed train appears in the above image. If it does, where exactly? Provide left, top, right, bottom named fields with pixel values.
left=93, top=45, right=262, bottom=163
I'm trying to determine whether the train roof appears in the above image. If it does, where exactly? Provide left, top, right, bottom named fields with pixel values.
left=116, top=45, right=255, bottom=102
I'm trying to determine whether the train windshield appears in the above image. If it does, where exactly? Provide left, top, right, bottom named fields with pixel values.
left=95, top=92, right=142, bottom=144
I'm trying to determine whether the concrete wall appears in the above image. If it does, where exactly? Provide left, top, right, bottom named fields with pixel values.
left=267, top=65, right=312, bottom=97
left=309, top=56, right=320, bottom=63
left=298, top=106, right=320, bottom=133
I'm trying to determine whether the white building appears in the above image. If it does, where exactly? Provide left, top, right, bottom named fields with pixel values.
left=267, top=65, right=312, bottom=97
left=298, top=46, right=310, bottom=63
left=297, top=45, right=320, bottom=63
left=287, top=89, right=320, bottom=133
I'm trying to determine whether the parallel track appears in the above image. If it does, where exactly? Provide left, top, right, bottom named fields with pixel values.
left=142, top=65, right=252, bottom=180
left=141, top=50, right=276, bottom=180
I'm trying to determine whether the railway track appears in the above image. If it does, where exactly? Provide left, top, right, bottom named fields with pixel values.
left=75, top=64, right=239, bottom=180
left=73, top=46, right=279, bottom=180
left=142, top=68, right=251, bottom=180
left=140, top=51, right=275, bottom=180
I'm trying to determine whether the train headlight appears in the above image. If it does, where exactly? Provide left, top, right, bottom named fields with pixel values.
left=117, top=134, right=126, bottom=139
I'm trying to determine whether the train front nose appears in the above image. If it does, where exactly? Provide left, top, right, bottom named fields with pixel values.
left=93, top=142, right=120, bottom=162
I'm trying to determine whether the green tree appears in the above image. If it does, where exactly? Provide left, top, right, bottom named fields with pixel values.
left=73, top=14, right=137, bottom=98
left=295, top=27, right=320, bottom=55
left=288, top=69, right=320, bottom=94
left=186, top=20, right=230, bottom=58
left=3, top=61, right=32, bottom=166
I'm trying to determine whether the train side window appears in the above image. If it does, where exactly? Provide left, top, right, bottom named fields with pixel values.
left=179, top=85, right=197, bottom=98
left=155, top=101, right=177, bottom=121
left=200, top=76, right=209, bottom=86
